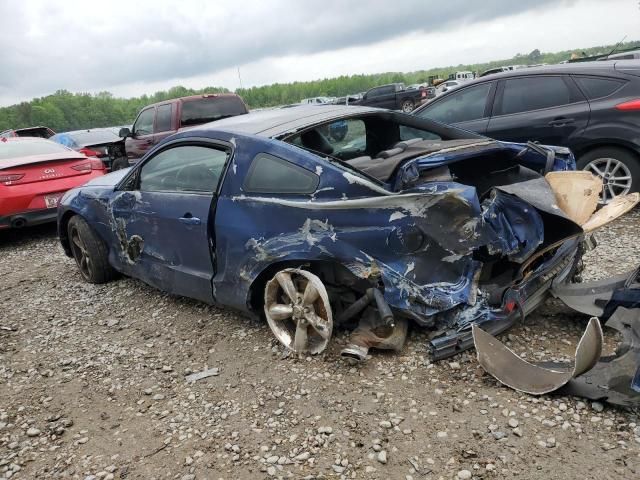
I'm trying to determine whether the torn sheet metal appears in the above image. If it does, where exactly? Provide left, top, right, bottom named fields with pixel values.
left=481, top=189, right=544, bottom=263
left=551, top=271, right=629, bottom=317
left=472, top=317, right=602, bottom=395
left=557, top=307, right=640, bottom=407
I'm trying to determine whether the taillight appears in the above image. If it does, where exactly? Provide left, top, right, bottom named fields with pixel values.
left=615, top=99, right=640, bottom=111
left=71, top=163, right=92, bottom=172
left=72, top=159, right=105, bottom=172
left=90, top=158, right=106, bottom=170
left=0, top=173, right=25, bottom=185
left=79, top=147, right=103, bottom=157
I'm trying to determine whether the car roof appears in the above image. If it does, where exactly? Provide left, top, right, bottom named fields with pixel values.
left=143, top=93, right=244, bottom=109
left=195, top=104, right=380, bottom=138
left=463, top=60, right=640, bottom=83
left=1, top=136, right=51, bottom=143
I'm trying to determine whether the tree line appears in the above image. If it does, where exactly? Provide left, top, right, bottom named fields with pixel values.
left=1, top=40, right=638, bottom=133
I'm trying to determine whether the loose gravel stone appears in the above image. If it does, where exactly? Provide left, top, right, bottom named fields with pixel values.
left=1, top=210, right=639, bottom=478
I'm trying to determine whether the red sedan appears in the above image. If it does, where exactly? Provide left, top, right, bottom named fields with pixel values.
left=0, top=137, right=106, bottom=229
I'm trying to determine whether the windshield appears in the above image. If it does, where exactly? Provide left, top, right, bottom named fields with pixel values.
left=180, top=96, right=248, bottom=126
left=0, top=139, right=73, bottom=160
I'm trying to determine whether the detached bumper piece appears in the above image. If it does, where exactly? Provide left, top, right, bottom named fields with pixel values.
left=474, top=304, right=640, bottom=407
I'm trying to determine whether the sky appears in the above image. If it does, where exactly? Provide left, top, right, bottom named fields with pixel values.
left=0, top=0, right=638, bottom=107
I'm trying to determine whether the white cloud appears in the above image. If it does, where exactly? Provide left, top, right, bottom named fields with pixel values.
left=0, top=0, right=637, bottom=106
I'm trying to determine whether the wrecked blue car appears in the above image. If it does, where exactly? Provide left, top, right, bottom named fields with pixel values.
left=59, top=105, right=591, bottom=360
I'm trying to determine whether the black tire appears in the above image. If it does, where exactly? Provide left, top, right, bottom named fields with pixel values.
left=111, top=157, right=129, bottom=171
left=67, top=215, right=117, bottom=284
left=577, top=147, right=640, bottom=203
left=400, top=98, right=415, bottom=113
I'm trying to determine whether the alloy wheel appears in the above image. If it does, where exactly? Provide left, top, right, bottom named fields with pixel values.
left=583, top=157, right=633, bottom=204
left=69, top=225, right=92, bottom=280
left=264, top=269, right=333, bottom=354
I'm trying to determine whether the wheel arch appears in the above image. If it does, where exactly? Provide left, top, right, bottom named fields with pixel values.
left=246, top=258, right=373, bottom=314
left=573, top=141, right=640, bottom=162
left=58, top=209, right=78, bottom=257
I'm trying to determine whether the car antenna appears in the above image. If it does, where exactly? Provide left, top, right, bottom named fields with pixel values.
left=606, top=35, right=627, bottom=57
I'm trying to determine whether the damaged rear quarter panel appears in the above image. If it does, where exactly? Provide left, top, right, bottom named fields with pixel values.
left=209, top=136, right=489, bottom=319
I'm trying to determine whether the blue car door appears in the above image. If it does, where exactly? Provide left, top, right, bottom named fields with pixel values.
left=110, top=141, right=230, bottom=302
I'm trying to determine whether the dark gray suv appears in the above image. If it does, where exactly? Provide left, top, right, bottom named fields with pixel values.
left=413, top=61, right=640, bottom=203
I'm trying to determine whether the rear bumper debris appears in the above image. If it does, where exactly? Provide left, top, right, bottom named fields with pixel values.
left=474, top=266, right=640, bottom=407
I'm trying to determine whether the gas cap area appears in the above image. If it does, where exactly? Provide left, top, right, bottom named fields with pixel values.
left=387, top=224, right=425, bottom=253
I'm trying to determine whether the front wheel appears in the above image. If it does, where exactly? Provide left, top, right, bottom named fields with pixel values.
left=68, top=216, right=117, bottom=283
left=577, top=147, right=640, bottom=204
left=401, top=99, right=415, bottom=113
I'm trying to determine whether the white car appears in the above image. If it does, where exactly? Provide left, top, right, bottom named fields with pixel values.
left=435, top=80, right=461, bottom=95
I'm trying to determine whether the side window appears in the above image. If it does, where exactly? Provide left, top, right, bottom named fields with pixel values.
left=155, top=104, right=173, bottom=133
left=498, top=76, right=574, bottom=115
left=417, top=83, right=492, bottom=124
left=574, top=76, right=625, bottom=100
left=367, top=87, right=382, bottom=98
left=133, top=108, right=154, bottom=136
left=290, top=119, right=367, bottom=159
left=139, top=145, right=229, bottom=193
left=399, top=125, right=441, bottom=141
left=243, top=153, right=319, bottom=194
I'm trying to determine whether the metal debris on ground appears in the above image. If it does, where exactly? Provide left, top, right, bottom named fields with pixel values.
left=185, top=367, right=220, bottom=382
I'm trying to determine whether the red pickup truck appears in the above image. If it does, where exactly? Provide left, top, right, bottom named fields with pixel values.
left=116, top=93, right=248, bottom=169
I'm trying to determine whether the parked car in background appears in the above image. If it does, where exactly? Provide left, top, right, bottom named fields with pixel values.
left=300, top=97, right=335, bottom=105
left=351, top=83, right=425, bottom=112
left=451, top=71, right=475, bottom=82
left=118, top=93, right=249, bottom=168
left=435, top=80, right=462, bottom=95
left=413, top=60, right=640, bottom=203
left=51, top=128, right=127, bottom=171
left=407, top=83, right=437, bottom=100
left=0, top=126, right=55, bottom=139
left=0, top=137, right=105, bottom=229
left=598, top=49, right=640, bottom=61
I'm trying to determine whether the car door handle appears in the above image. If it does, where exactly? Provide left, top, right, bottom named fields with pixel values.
left=179, top=215, right=201, bottom=226
left=548, top=117, right=574, bottom=127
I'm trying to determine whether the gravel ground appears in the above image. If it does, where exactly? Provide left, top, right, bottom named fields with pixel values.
left=1, top=211, right=640, bottom=480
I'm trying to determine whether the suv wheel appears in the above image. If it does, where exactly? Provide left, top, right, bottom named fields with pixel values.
left=401, top=99, right=415, bottom=113
left=577, top=147, right=640, bottom=204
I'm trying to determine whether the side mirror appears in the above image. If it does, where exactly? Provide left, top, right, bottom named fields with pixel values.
left=119, top=127, right=131, bottom=138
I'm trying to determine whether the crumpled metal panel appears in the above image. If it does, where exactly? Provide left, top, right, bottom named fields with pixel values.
left=481, top=189, right=544, bottom=262
left=558, top=307, right=640, bottom=407
left=473, top=317, right=603, bottom=395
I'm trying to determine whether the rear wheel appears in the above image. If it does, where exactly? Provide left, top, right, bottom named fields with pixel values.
left=67, top=216, right=116, bottom=283
left=401, top=99, right=415, bottom=113
left=264, top=268, right=333, bottom=354
left=577, top=147, right=640, bottom=204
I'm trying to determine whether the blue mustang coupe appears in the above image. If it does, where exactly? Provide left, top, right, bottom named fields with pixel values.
left=58, top=105, right=583, bottom=359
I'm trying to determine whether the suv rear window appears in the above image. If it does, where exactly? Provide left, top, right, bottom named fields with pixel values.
left=574, top=76, right=625, bottom=100
left=498, top=76, right=577, bottom=115
left=180, top=96, right=247, bottom=127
